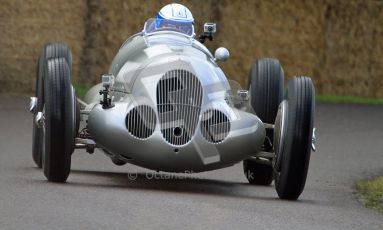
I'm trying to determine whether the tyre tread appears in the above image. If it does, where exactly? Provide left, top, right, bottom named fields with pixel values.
left=43, top=58, right=72, bottom=182
left=32, top=43, right=72, bottom=168
left=275, top=76, right=315, bottom=200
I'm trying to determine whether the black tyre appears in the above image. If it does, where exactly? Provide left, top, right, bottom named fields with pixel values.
left=244, top=58, right=284, bottom=185
left=43, top=58, right=75, bottom=182
left=274, top=76, right=315, bottom=200
left=243, top=159, right=273, bottom=185
left=32, top=49, right=45, bottom=168
left=111, top=157, right=127, bottom=166
left=248, top=58, right=284, bottom=124
left=32, top=43, right=72, bottom=168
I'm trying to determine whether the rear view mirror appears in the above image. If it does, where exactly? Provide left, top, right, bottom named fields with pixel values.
left=214, top=47, right=230, bottom=62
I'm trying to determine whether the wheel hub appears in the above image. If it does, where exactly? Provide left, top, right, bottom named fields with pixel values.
left=35, top=111, right=45, bottom=128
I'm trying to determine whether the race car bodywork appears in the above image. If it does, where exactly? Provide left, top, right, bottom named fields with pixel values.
left=84, top=31, right=264, bottom=172
left=30, top=18, right=316, bottom=200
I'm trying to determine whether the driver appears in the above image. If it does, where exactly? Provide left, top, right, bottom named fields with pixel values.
left=154, top=3, right=195, bottom=36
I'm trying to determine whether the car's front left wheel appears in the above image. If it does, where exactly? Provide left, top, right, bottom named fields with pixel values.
left=42, top=58, right=76, bottom=182
left=32, top=43, right=73, bottom=168
left=273, top=76, right=315, bottom=200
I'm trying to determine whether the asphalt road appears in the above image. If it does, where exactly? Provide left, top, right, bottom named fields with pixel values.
left=0, top=96, right=382, bottom=230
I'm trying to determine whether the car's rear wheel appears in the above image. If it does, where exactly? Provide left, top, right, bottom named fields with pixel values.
left=42, top=58, right=75, bottom=182
left=243, top=58, right=284, bottom=185
left=32, top=43, right=73, bottom=168
left=274, top=76, right=315, bottom=200
left=111, top=158, right=127, bottom=166
left=243, top=159, right=274, bottom=185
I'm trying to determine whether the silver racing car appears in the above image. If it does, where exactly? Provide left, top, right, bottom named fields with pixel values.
left=30, top=4, right=316, bottom=200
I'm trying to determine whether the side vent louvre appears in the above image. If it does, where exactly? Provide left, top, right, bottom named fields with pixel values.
left=126, top=105, right=156, bottom=139
left=201, top=109, right=230, bottom=143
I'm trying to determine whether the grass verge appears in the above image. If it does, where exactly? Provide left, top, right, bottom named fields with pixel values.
left=356, top=176, right=383, bottom=214
left=73, top=83, right=90, bottom=98
left=317, top=95, right=383, bottom=105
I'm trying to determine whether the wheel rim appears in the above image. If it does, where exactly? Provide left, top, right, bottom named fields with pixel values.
left=42, top=105, right=46, bottom=168
left=273, top=100, right=288, bottom=173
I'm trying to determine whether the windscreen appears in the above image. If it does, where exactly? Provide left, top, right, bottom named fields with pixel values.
left=143, top=18, right=194, bottom=37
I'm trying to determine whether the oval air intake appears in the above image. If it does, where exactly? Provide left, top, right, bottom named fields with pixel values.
left=201, top=109, right=230, bottom=143
left=156, top=69, right=203, bottom=145
left=126, top=105, right=156, bottom=139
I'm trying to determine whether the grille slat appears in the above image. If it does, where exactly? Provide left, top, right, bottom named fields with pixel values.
left=126, top=105, right=156, bottom=139
left=201, top=109, right=230, bottom=143
left=157, top=69, right=203, bottom=145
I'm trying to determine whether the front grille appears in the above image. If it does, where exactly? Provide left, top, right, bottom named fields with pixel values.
left=126, top=105, right=156, bottom=139
left=201, top=109, right=230, bottom=143
left=156, top=69, right=203, bottom=145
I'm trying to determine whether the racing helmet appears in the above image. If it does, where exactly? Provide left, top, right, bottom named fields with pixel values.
left=155, top=3, right=194, bottom=36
